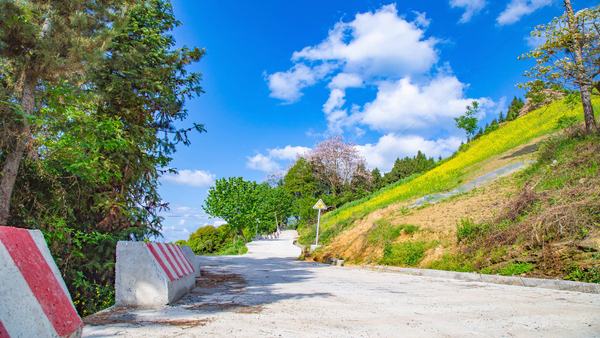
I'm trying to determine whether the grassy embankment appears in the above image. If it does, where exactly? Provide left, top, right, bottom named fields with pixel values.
left=300, top=96, right=600, bottom=282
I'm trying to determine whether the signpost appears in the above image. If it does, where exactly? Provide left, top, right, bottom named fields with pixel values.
left=311, top=199, right=327, bottom=251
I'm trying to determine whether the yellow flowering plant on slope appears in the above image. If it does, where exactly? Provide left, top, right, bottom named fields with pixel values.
left=314, top=96, right=598, bottom=240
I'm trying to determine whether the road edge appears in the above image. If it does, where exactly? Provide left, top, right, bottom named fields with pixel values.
left=348, top=264, right=600, bottom=294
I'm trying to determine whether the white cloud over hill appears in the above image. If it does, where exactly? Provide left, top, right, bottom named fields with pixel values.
left=262, top=3, right=502, bottom=170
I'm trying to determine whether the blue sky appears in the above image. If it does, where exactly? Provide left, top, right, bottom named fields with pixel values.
left=157, top=0, right=595, bottom=242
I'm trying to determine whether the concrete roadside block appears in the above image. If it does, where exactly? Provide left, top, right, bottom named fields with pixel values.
left=115, top=242, right=197, bottom=307
left=0, top=226, right=83, bottom=338
left=180, top=245, right=201, bottom=276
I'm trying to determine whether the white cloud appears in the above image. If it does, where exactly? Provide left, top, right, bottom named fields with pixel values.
left=179, top=219, right=186, bottom=225
left=247, top=145, right=312, bottom=172
left=162, top=169, right=215, bottom=187
left=268, top=145, right=311, bottom=160
left=497, top=0, right=552, bottom=26
left=328, top=73, right=364, bottom=90
left=213, top=220, right=227, bottom=227
left=246, top=153, right=280, bottom=172
left=264, top=4, right=502, bottom=170
left=356, top=134, right=463, bottom=171
left=291, top=4, right=438, bottom=78
left=413, top=11, right=431, bottom=28
left=358, top=74, right=494, bottom=134
left=323, top=73, right=364, bottom=133
left=323, top=88, right=346, bottom=115
left=450, top=0, right=487, bottom=23
left=265, top=63, right=334, bottom=103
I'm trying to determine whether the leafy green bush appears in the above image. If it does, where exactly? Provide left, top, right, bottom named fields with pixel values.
left=497, top=262, right=533, bottom=276
left=379, top=241, right=438, bottom=267
left=366, top=221, right=419, bottom=245
left=176, top=224, right=249, bottom=256
left=456, top=217, right=480, bottom=243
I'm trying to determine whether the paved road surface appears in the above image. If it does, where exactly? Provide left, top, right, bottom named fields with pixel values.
left=83, top=230, right=600, bottom=337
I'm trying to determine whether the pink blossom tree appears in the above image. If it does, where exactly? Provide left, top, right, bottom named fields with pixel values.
left=305, top=135, right=371, bottom=196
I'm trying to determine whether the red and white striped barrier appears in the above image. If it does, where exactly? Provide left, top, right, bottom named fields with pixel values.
left=180, top=245, right=200, bottom=274
left=115, top=242, right=197, bottom=307
left=0, top=226, right=83, bottom=338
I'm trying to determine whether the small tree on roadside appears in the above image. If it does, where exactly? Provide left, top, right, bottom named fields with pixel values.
left=203, top=177, right=260, bottom=243
left=518, top=0, right=599, bottom=134
left=454, top=101, right=480, bottom=141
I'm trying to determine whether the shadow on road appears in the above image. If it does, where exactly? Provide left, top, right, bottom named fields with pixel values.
left=84, top=234, right=331, bottom=327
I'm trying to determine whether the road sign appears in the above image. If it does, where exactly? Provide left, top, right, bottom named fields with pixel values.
left=313, top=199, right=326, bottom=246
left=313, top=199, right=326, bottom=210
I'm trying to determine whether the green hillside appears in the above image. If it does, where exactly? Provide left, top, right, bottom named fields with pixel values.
left=300, top=96, right=599, bottom=248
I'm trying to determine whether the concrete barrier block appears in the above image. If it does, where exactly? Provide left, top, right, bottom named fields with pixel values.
left=180, top=245, right=201, bottom=276
left=0, top=226, right=83, bottom=338
left=115, top=242, right=197, bottom=308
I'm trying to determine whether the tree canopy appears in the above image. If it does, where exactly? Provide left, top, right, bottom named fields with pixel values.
left=1, top=0, right=205, bottom=316
left=518, top=0, right=599, bottom=133
left=454, top=101, right=480, bottom=141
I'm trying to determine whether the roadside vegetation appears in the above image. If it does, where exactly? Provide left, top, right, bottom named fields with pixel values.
left=1, top=0, right=205, bottom=316
left=175, top=224, right=249, bottom=256
left=428, top=128, right=600, bottom=282
left=301, top=96, right=593, bottom=247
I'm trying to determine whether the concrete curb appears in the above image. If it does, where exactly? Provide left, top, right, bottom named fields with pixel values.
left=355, top=264, right=600, bottom=294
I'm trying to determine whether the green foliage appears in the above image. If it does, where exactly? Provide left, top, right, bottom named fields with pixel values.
left=204, top=177, right=293, bottom=240
left=257, top=184, right=294, bottom=232
left=177, top=224, right=248, bottom=256
left=496, top=262, right=533, bottom=276
left=454, top=101, right=480, bottom=140
left=203, top=177, right=261, bottom=241
left=484, top=124, right=500, bottom=135
left=456, top=217, right=481, bottom=243
left=218, top=239, right=249, bottom=256
left=319, top=96, right=597, bottom=241
left=380, top=241, right=438, bottom=267
left=383, top=151, right=436, bottom=186
left=555, top=115, right=578, bottom=129
left=371, top=168, right=384, bottom=191
left=565, top=255, right=600, bottom=283
left=426, top=253, right=475, bottom=272
left=506, top=96, right=524, bottom=121
left=5, top=0, right=206, bottom=316
left=367, top=220, right=419, bottom=245
left=285, top=157, right=319, bottom=226
left=518, top=3, right=600, bottom=132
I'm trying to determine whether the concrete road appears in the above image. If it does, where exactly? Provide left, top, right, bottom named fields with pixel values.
left=83, top=230, right=600, bottom=337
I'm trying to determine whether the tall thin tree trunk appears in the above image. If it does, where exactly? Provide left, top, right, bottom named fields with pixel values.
left=239, top=229, right=248, bottom=243
left=0, top=71, right=35, bottom=226
left=565, top=0, right=599, bottom=134
left=580, top=85, right=597, bottom=133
